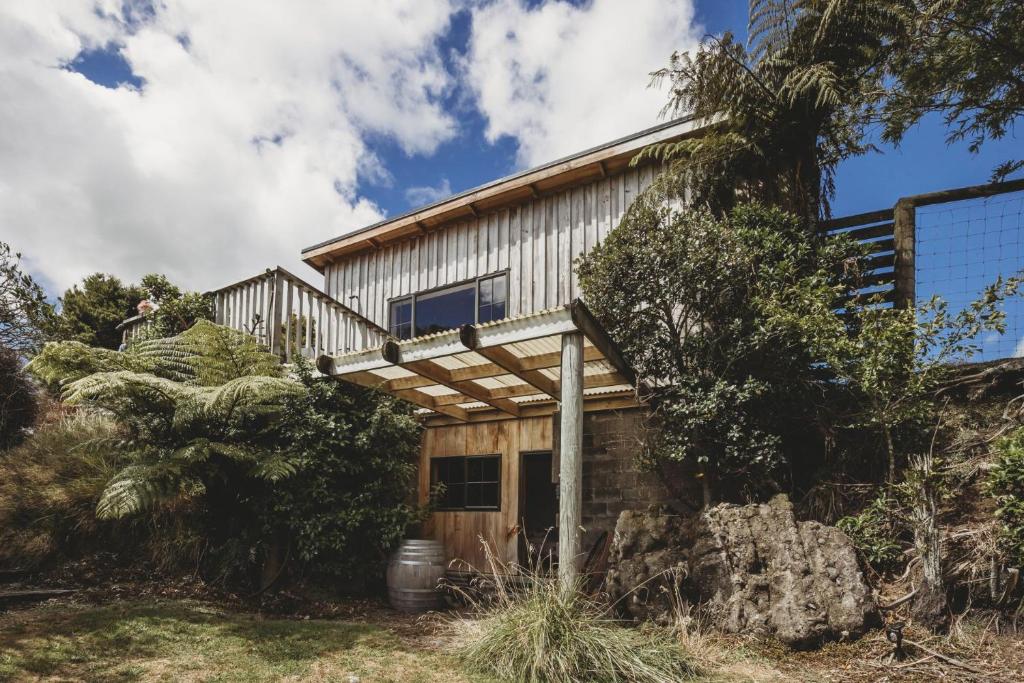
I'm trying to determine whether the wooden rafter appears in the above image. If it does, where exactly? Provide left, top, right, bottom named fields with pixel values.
left=328, top=366, right=469, bottom=420
left=461, top=325, right=559, bottom=399
left=401, top=358, right=520, bottom=417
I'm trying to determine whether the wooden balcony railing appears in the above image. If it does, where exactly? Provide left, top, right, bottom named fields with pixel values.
left=211, top=266, right=388, bottom=361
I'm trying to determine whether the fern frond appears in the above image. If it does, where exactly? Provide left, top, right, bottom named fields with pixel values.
left=251, top=454, right=298, bottom=482
left=96, top=463, right=179, bottom=519
left=62, top=371, right=190, bottom=410
left=26, top=341, right=153, bottom=388
left=204, top=376, right=304, bottom=423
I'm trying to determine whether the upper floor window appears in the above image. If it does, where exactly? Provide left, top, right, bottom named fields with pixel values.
left=388, top=272, right=508, bottom=340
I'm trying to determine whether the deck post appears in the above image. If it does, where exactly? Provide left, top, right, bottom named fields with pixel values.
left=268, top=271, right=284, bottom=357
left=893, top=198, right=916, bottom=310
left=558, top=332, right=584, bottom=591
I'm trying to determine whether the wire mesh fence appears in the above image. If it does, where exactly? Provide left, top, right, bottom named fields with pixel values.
left=915, top=188, right=1024, bottom=362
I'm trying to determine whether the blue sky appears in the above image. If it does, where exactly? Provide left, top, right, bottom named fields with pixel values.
left=358, top=0, right=1022, bottom=220
left=68, top=0, right=1009, bottom=228
left=3, top=0, right=1021, bottom=324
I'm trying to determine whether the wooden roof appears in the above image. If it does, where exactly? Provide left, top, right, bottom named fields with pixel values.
left=301, top=115, right=707, bottom=270
left=316, top=299, right=641, bottom=424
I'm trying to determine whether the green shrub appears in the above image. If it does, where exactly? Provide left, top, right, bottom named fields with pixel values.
left=269, top=360, right=423, bottom=583
left=837, top=494, right=903, bottom=569
left=0, top=411, right=124, bottom=566
left=986, top=428, right=1024, bottom=567
left=0, top=347, right=38, bottom=450
left=577, top=196, right=864, bottom=501
left=452, top=571, right=698, bottom=683
left=24, top=324, right=424, bottom=588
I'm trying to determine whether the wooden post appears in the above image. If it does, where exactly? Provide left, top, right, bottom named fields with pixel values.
left=558, top=332, right=584, bottom=591
left=269, top=271, right=284, bottom=357
left=893, top=198, right=916, bottom=310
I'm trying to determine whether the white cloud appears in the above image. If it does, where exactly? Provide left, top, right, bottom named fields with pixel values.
left=405, top=178, right=453, bottom=207
left=462, top=0, right=702, bottom=167
left=0, top=0, right=457, bottom=294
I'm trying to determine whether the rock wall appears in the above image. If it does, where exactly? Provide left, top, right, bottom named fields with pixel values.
left=607, top=495, right=880, bottom=649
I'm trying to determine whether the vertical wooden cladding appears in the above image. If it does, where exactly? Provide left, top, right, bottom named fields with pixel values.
left=419, top=417, right=553, bottom=569
left=322, top=166, right=659, bottom=329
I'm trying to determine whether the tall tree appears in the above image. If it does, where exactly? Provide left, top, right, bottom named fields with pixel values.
left=881, top=0, right=1024, bottom=181
left=0, top=241, right=55, bottom=356
left=642, top=0, right=903, bottom=221
left=53, top=273, right=143, bottom=350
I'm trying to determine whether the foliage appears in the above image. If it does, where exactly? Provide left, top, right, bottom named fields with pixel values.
left=881, top=0, right=1024, bottom=181
left=452, top=570, right=698, bottom=683
left=26, top=321, right=422, bottom=586
left=986, top=427, right=1024, bottom=567
left=48, top=322, right=298, bottom=521
left=0, top=347, right=38, bottom=450
left=837, top=493, right=903, bottom=569
left=50, top=273, right=144, bottom=350
left=0, top=411, right=127, bottom=567
left=578, top=197, right=863, bottom=500
left=27, top=341, right=151, bottom=392
left=269, top=360, right=423, bottom=581
left=768, top=275, right=1023, bottom=480
left=0, top=241, right=55, bottom=356
left=133, top=273, right=214, bottom=340
left=643, top=0, right=904, bottom=220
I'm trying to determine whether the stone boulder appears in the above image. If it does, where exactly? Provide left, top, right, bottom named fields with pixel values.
left=606, top=495, right=880, bottom=648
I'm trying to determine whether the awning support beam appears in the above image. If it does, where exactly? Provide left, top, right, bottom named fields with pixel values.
left=559, top=332, right=584, bottom=591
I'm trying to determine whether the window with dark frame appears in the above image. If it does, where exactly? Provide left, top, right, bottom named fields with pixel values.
left=431, top=455, right=501, bottom=510
left=387, top=272, right=509, bottom=340
left=389, top=297, right=412, bottom=339
left=477, top=273, right=507, bottom=324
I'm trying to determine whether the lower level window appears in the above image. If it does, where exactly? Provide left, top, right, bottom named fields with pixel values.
left=431, top=455, right=501, bottom=510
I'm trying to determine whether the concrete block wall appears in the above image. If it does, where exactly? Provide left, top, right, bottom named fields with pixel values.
left=553, top=408, right=699, bottom=553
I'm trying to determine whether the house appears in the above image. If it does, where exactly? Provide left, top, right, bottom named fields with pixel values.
left=132, top=116, right=710, bottom=578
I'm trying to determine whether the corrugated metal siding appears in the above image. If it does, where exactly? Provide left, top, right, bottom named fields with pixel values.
left=323, top=165, right=660, bottom=329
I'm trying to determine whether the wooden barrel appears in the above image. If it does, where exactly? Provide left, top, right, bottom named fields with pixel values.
left=386, top=539, right=447, bottom=612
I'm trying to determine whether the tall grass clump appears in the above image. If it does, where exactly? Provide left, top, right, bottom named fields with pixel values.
left=450, top=550, right=699, bottom=683
left=0, top=409, right=125, bottom=566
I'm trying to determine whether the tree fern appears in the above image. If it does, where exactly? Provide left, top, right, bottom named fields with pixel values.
left=647, top=0, right=907, bottom=221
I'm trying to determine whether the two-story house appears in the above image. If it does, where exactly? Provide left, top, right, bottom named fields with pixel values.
left=194, top=116, right=708, bottom=579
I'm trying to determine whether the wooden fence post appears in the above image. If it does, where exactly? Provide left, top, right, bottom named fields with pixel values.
left=893, top=198, right=916, bottom=310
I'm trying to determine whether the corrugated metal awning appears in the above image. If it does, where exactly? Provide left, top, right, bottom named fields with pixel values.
left=316, top=299, right=640, bottom=421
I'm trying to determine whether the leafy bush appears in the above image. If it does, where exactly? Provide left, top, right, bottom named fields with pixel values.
left=577, top=195, right=863, bottom=502
left=837, top=494, right=903, bottom=569
left=269, top=361, right=422, bottom=583
left=133, top=274, right=214, bottom=341
left=453, top=574, right=698, bottom=683
left=0, top=347, right=38, bottom=450
left=0, top=411, right=124, bottom=567
left=986, top=428, right=1024, bottom=567
left=771, top=272, right=1022, bottom=482
left=25, top=322, right=424, bottom=587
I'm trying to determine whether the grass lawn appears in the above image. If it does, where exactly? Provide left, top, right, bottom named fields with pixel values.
left=0, top=599, right=488, bottom=683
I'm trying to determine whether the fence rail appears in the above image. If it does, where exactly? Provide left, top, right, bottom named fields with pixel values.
left=211, top=266, right=388, bottom=361
left=825, top=178, right=1024, bottom=361
left=819, top=208, right=898, bottom=305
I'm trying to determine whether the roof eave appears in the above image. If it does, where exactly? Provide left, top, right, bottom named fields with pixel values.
left=301, top=114, right=710, bottom=270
